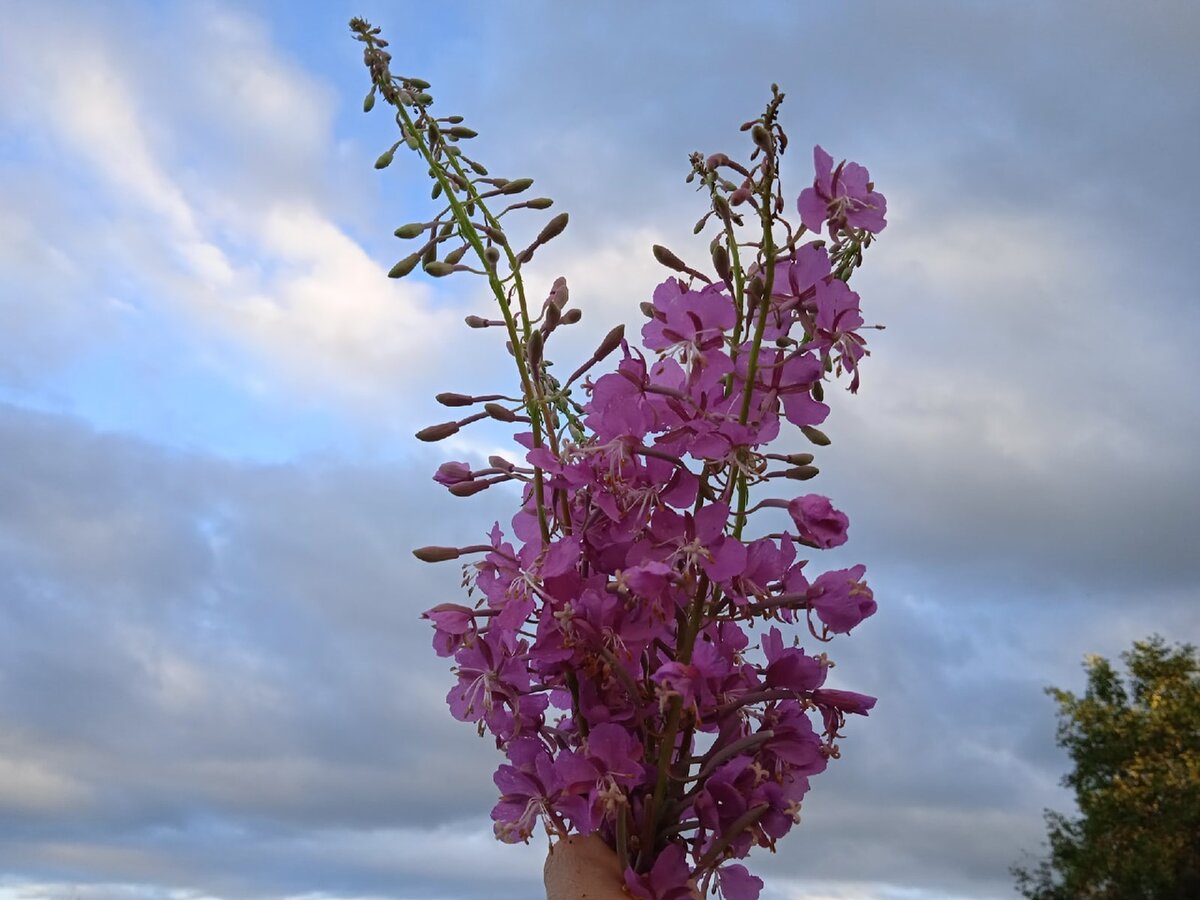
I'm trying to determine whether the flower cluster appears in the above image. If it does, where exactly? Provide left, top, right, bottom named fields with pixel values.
left=353, top=19, right=885, bottom=900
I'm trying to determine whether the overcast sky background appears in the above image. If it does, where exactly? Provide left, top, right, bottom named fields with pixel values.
left=1, top=1, right=1198, bottom=899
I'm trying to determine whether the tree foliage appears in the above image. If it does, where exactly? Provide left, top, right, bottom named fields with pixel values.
left=1013, top=636, right=1200, bottom=899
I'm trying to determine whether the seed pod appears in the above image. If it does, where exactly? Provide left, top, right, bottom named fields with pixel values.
left=502, top=177, right=534, bottom=194
left=416, top=421, right=460, bottom=442
left=388, top=253, right=421, bottom=278
left=484, top=403, right=516, bottom=422
left=413, top=546, right=461, bottom=563
left=536, top=212, right=569, bottom=245
left=424, top=260, right=455, bottom=277
left=436, top=392, right=474, bottom=407
left=394, top=223, right=426, bottom=239
left=785, top=465, right=820, bottom=480
left=653, top=244, right=687, bottom=272
left=800, top=425, right=831, bottom=446
left=594, top=324, right=625, bottom=361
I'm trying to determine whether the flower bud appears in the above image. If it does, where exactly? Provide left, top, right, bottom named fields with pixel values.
left=527, top=330, right=543, bottom=369
left=560, top=308, right=582, bottom=325
left=443, top=245, right=468, bottom=266
left=374, top=141, right=400, bottom=169
left=407, top=77, right=432, bottom=90
left=484, top=403, right=516, bottom=422
left=594, top=324, right=625, bottom=361
left=394, top=222, right=426, bottom=239
left=785, top=452, right=814, bottom=466
left=448, top=126, right=478, bottom=139
left=730, top=187, right=751, bottom=206
left=449, top=480, right=491, bottom=497
left=424, top=260, right=455, bottom=277
left=640, top=301, right=655, bottom=318
left=436, top=392, right=474, bottom=407
left=785, top=465, right=820, bottom=480
left=536, top=212, right=569, bottom=244
left=413, top=545, right=462, bottom=563
left=751, top=123, right=772, bottom=153
left=525, top=197, right=554, bottom=210
left=416, top=421, right=460, bottom=442
left=502, top=177, right=534, bottom=194
left=389, top=253, right=421, bottom=278
left=488, top=455, right=514, bottom=472
left=363, top=88, right=376, bottom=112
left=653, top=244, right=687, bottom=272
left=811, top=381, right=825, bottom=402
left=464, top=315, right=490, bottom=328
left=800, top=425, right=831, bottom=446
left=712, top=244, right=731, bottom=282
left=484, top=246, right=501, bottom=267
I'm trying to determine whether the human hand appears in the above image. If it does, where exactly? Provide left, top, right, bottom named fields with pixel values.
left=543, top=834, right=628, bottom=900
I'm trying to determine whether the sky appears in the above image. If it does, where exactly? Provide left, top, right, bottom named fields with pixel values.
left=1, top=1, right=1198, bottom=898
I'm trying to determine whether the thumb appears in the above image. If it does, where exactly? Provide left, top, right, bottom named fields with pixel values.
left=544, top=834, right=628, bottom=900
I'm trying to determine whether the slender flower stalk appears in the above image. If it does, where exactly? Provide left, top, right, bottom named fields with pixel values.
left=353, top=18, right=887, bottom=900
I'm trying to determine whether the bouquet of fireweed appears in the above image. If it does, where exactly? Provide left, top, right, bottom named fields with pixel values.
left=351, top=18, right=886, bottom=900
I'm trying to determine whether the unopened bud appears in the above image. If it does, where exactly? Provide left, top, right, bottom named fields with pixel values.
left=785, top=465, right=820, bottom=480
left=527, top=330, right=543, bottom=369
left=536, top=212, right=569, bottom=244
left=484, top=246, right=501, bottom=265
left=712, top=244, right=731, bottom=282
left=389, top=253, right=421, bottom=278
left=374, top=142, right=400, bottom=169
left=594, top=324, right=625, bottom=361
left=640, top=301, right=656, bottom=318
left=407, top=77, right=432, bottom=91
left=653, top=244, right=687, bottom=272
left=484, top=403, right=516, bottom=422
left=706, top=153, right=730, bottom=169
left=811, top=381, right=825, bottom=402
left=800, top=425, right=831, bottom=446
left=449, top=480, right=490, bottom=497
left=502, top=177, right=534, bottom=194
left=480, top=225, right=507, bottom=246
left=488, top=455, right=514, bottom=472
left=424, top=261, right=455, bottom=277
left=443, top=245, right=468, bottom=266
left=464, top=315, right=490, bottom=328
left=751, top=124, right=772, bottom=153
left=525, top=197, right=554, bottom=210
left=730, top=187, right=751, bottom=206
left=448, top=126, right=478, bottom=139
left=560, top=308, right=582, bottom=325
left=413, top=545, right=461, bottom=563
left=785, top=452, right=815, bottom=466
left=544, top=302, right=561, bottom=331
left=436, top=392, right=474, bottom=407
left=394, top=222, right=426, bottom=239
left=363, top=89, right=376, bottom=112
left=416, top=421, right=460, bottom=442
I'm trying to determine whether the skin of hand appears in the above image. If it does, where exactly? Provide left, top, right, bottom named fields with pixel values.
left=544, top=834, right=629, bottom=900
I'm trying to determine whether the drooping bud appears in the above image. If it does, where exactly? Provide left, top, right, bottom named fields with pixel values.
left=416, top=421, right=460, bottom=442
left=363, top=88, right=376, bottom=112
left=413, top=546, right=462, bottom=563
left=389, top=253, right=421, bottom=278
left=800, top=425, right=831, bottom=446
left=543, top=302, right=561, bottom=331
left=436, top=392, right=474, bottom=407
left=652, top=244, right=687, bottom=272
